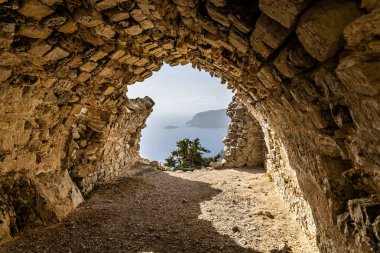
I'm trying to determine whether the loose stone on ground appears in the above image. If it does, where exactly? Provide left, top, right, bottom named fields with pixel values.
left=0, top=167, right=318, bottom=253
left=169, top=168, right=319, bottom=253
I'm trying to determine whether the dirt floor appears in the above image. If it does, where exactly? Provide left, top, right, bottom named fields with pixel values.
left=0, top=167, right=318, bottom=253
left=168, top=168, right=319, bottom=253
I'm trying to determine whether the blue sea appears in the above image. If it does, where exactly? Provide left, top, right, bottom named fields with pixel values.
left=139, top=114, right=228, bottom=162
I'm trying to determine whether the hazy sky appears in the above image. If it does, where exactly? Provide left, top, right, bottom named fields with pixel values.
left=127, top=64, right=234, bottom=117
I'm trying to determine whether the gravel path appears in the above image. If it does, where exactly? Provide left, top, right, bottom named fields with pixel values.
left=169, top=168, right=319, bottom=253
left=0, top=167, right=318, bottom=253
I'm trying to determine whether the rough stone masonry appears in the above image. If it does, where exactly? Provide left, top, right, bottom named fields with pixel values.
left=221, top=96, right=265, bottom=168
left=221, top=97, right=317, bottom=244
left=0, top=0, right=379, bottom=252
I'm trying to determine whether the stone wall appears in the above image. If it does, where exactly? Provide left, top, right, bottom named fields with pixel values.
left=68, top=96, right=154, bottom=194
left=0, top=77, right=153, bottom=242
left=262, top=121, right=317, bottom=242
left=221, top=96, right=317, bottom=243
left=0, top=0, right=379, bottom=252
left=221, top=97, right=265, bottom=168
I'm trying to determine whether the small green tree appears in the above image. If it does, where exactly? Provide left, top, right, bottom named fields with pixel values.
left=164, top=138, right=220, bottom=170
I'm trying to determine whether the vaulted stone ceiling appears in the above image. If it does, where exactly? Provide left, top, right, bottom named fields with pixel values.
left=0, top=0, right=379, bottom=252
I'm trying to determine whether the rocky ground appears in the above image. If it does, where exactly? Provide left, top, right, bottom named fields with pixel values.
left=169, top=168, right=319, bottom=253
left=0, top=167, right=318, bottom=253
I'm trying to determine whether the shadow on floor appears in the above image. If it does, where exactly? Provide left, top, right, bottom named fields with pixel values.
left=0, top=168, right=262, bottom=253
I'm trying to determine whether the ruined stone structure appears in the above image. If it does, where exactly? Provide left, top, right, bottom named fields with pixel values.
left=222, top=97, right=265, bottom=168
left=262, top=120, right=317, bottom=243
left=222, top=97, right=317, bottom=244
left=0, top=0, right=379, bottom=252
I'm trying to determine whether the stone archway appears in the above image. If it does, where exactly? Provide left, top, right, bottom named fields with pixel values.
left=0, top=0, right=379, bottom=252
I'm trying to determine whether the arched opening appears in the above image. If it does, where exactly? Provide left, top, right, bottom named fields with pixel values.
left=127, top=64, right=233, bottom=163
left=0, top=0, right=379, bottom=252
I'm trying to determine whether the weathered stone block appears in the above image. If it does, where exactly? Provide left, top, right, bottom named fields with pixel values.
left=111, top=50, right=126, bottom=60
left=289, top=75, right=320, bottom=106
left=182, top=17, right=202, bottom=33
left=96, top=0, right=120, bottom=10
left=173, top=0, right=198, bottom=8
left=131, top=8, right=147, bottom=22
left=18, top=23, right=52, bottom=39
left=44, top=47, right=70, bottom=62
left=336, top=56, right=380, bottom=96
left=228, top=14, right=252, bottom=34
left=311, top=62, right=345, bottom=99
left=90, top=51, right=108, bottom=62
left=217, top=38, right=234, bottom=52
left=133, top=67, right=145, bottom=75
left=43, top=16, right=67, bottom=28
left=0, top=52, right=21, bottom=66
left=120, top=54, right=140, bottom=64
left=296, top=0, right=361, bottom=62
left=142, top=42, right=158, bottom=51
left=249, top=39, right=272, bottom=59
left=161, top=41, right=174, bottom=50
left=198, top=16, right=218, bottom=35
left=134, top=58, right=150, bottom=66
left=274, top=40, right=316, bottom=78
left=125, top=24, right=143, bottom=36
left=106, top=10, right=130, bottom=22
left=76, top=72, right=91, bottom=82
left=0, top=22, right=15, bottom=49
left=257, top=65, right=282, bottom=89
left=95, top=24, right=116, bottom=39
left=75, top=8, right=104, bottom=27
left=18, top=0, right=54, bottom=21
left=80, top=61, right=98, bottom=72
left=98, top=67, right=114, bottom=78
left=65, top=57, right=82, bottom=69
left=35, top=170, right=84, bottom=219
left=150, top=47, right=167, bottom=58
left=176, top=5, right=197, bottom=18
left=343, top=8, right=380, bottom=50
left=58, top=21, right=78, bottom=34
left=250, top=14, right=292, bottom=59
left=259, top=0, right=312, bottom=28
left=28, top=41, right=52, bottom=57
left=202, top=32, right=221, bottom=48
left=229, top=29, right=249, bottom=53
left=140, top=19, right=154, bottom=30
left=0, top=68, right=12, bottom=82
left=206, top=2, right=230, bottom=27
left=0, top=22, right=15, bottom=35
left=103, top=86, right=116, bottom=95
left=0, top=171, right=83, bottom=243
left=140, top=70, right=152, bottom=79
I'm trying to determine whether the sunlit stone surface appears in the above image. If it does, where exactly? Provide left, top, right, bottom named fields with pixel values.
left=0, top=0, right=379, bottom=252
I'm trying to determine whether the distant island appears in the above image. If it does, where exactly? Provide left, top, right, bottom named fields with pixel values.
left=164, top=125, right=179, bottom=129
left=186, top=109, right=229, bottom=129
